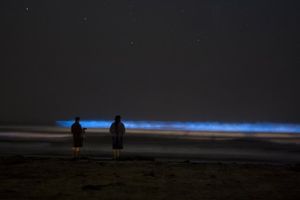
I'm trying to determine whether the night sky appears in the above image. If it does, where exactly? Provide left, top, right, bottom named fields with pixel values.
left=1, top=0, right=299, bottom=124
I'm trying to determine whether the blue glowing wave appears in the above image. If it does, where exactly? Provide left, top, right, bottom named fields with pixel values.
left=56, top=120, right=300, bottom=133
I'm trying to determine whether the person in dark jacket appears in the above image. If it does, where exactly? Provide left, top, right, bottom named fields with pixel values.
left=109, top=115, right=126, bottom=160
left=71, top=117, right=85, bottom=159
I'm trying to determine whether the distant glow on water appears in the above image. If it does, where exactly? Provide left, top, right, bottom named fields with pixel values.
left=56, top=120, right=300, bottom=134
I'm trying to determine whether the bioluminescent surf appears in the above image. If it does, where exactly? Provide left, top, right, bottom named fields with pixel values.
left=56, top=120, right=300, bottom=134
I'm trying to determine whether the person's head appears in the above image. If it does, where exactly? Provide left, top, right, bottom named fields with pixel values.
left=75, top=117, right=80, bottom=122
left=115, top=115, right=121, bottom=123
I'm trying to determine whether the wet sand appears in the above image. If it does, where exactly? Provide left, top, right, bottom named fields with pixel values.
left=1, top=126, right=300, bottom=163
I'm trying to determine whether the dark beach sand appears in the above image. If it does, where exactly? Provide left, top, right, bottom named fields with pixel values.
left=1, top=126, right=300, bottom=199
left=0, top=156, right=300, bottom=200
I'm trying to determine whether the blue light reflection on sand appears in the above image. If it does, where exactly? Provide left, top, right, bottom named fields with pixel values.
left=56, top=120, right=300, bottom=133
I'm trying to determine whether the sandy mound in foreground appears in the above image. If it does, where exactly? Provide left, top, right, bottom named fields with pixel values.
left=0, top=156, right=300, bottom=200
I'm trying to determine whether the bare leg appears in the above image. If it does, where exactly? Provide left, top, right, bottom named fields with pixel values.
left=113, top=149, right=117, bottom=160
left=76, top=148, right=80, bottom=159
left=72, top=147, right=76, bottom=158
left=116, top=150, right=120, bottom=160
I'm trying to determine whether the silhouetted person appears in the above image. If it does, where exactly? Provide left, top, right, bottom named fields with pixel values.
left=71, top=117, right=86, bottom=159
left=109, top=115, right=126, bottom=160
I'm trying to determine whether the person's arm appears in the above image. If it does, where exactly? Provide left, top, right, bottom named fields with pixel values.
left=71, top=124, right=75, bottom=134
left=121, top=123, right=126, bottom=135
left=109, top=124, right=114, bottom=134
left=78, top=124, right=83, bottom=134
